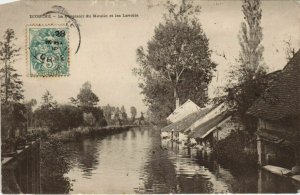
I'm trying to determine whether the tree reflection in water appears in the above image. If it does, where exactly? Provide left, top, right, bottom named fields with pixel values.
left=67, top=138, right=100, bottom=178
left=61, top=127, right=299, bottom=194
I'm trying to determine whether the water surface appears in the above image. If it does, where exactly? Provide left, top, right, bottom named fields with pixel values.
left=65, top=127, right=299, bottom=193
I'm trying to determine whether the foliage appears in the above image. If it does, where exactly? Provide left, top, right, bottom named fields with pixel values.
left=120, top=105, right=128, bottom=124
left=103, top=104, right=132, bottom=125
left=40, top=137, right=71, bottom=193
left=1, top=102, right=26, bottom=140
left=0, top=29, right=25, bottom=139
left=134, top=1, right=216, bottom=123
left=35, top=91, right=84, bottom=132
left=98, top=117, right=108, bottom=127
left=69, top=81, right=107, bottom=126
left=0, top=28, right=23, bottom=103
left=81, top=106, right=106, bottom=126
left=130, top=106, right=137, bottom=121
left=224, top=0, right=266, bottom=133
left=140, top=112, right=145, bottom=121
left=214, top=131, right=257, bottom=166
left=34, top=104, right=84, bottom=133
left=59, top=104, right=84, bottom=129
left=102, top=104, right=114, bottom=122
left=83, top=113, right=96, bottom=126
left=75, top=81, right=99, bottom=107
left=41, top=90, right=57, bottom=109
left=113, top=107, right=121, bottom=121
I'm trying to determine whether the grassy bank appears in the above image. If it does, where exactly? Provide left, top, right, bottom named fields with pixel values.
left=44, top=125, right=135, bottom=143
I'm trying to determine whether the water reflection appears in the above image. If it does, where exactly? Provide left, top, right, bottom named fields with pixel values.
left=67, top=138, right=100, bottom=178
left=64, top=127, right=299, bottom=194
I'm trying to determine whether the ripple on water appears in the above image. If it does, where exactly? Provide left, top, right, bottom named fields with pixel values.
left=64, top=127, right=300, bottom=194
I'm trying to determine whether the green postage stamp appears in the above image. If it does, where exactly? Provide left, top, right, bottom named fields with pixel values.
left=27, top=25, right=69, bottom=77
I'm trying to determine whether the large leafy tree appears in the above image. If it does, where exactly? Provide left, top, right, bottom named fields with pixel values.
left=225, top=0, right=267, bottom=133
left=134, top=1, right=216, bottom=123
left=0, top=29, right=23, bottom=103
left=71, top=82, right=107, bottom=127
left=76, top=81, right=99, bottom=107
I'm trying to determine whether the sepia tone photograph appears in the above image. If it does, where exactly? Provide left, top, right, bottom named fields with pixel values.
left=0, top=0, right=300, bottom=194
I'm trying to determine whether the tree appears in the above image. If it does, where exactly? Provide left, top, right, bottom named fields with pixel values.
left=224, top=0, right=266, bottom=133
left=41, top=90, right=57, bottom=109
left=238, top=0, right=265, bottom=79
left=35, top=90, right=61, bottom=132
left=130, top=106, right=137, bottom=121
left=0, top=29, right=26, bottom=139
left=113, top=107, right=120, bottom=120
left=120, top=105, right=126, bottom=114
left=102, top=104, right=113, bottom=121
left=0, top=29, right=23, bottom=103
left=59, top=105, right=83, bottom=129
left=76, top=81, right=99, bottom=107
left=120, top=105, right=128, bottom=124
left=134, top=1, right=216, bottom=122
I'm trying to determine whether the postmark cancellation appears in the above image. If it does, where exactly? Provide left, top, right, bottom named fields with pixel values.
left=27, top=25, right=69, bottom=77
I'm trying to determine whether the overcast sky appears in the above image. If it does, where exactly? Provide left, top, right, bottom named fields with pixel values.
left=0, top=0, right=299, bottom=113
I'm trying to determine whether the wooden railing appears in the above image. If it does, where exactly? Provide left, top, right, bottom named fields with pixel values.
left=2, top=139, right=41, bottom=194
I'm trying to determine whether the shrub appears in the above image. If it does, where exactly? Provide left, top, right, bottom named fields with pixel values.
left=40, top=138, right=71, bottom=193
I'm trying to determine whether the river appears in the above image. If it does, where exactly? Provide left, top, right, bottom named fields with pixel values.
left=63, top=127, right=299, bottom=194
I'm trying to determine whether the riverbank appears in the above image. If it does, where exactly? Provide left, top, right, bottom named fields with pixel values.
left=48, top=125, right=138, bottom=143
left=39, top=125, right=138, bottom=193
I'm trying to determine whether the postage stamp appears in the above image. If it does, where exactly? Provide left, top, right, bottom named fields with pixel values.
left=27, top=25, right=69, bottom=77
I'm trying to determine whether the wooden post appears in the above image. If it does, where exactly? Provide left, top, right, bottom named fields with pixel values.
left=257, top=136, right=263, bottom=166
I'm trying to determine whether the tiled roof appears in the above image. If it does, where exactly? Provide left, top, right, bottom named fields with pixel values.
left=188, top=111, right=231, bottom=139
left=247, top=50, right=300, bottom=120
left=161, top=106, right=215, bottom=133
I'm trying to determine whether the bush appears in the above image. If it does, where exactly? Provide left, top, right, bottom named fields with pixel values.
left=40, top=138, right=71, bottom=193
left=34, top=105, right=83, bottom=133
left=214, top=130, right=257, bottom=166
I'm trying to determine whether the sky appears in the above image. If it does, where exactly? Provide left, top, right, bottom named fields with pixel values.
left=0, top=0, right=299, bottom=113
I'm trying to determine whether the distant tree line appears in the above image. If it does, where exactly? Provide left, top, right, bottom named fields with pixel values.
left=0, top=29, right=142, bottom=140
